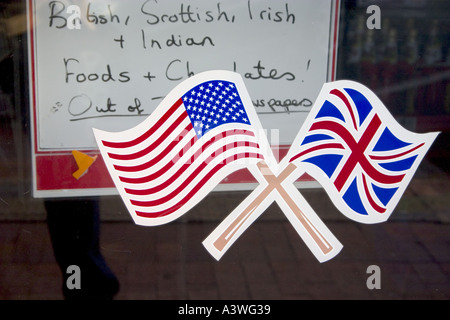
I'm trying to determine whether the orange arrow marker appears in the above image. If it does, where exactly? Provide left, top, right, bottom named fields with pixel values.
left=72, top=150, right=97, bottom=180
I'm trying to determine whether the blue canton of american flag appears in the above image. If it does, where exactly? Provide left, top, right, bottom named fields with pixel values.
left=93, top=72, right=264, bottom=226
left=288, top=80, right=438, bottom=224
left=183, top=80, right=250, bottom=138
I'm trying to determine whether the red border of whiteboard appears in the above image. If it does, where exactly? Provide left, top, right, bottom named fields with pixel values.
left=28, top=0, right=340, bottom=197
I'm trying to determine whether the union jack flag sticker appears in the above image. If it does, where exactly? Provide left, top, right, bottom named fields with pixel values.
left=287, top=80, right=439, bottom=224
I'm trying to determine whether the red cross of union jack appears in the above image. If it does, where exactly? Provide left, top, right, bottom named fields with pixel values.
left=288, top=80, right=438, bottom=223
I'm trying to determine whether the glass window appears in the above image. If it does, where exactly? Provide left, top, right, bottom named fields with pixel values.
left=0, top=0, right=448, bottom=301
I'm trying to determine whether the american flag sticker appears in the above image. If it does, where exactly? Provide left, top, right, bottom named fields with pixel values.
left=93, top=71, right=274, bottom=226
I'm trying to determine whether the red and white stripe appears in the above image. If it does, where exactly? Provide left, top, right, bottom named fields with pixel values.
left=95, top=97, right=263, bottom=225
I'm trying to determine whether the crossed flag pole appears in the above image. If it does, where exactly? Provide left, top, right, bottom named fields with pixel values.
left=203, top=160, right=343, bottom=262
left=94, top=71, right=438, bottom=263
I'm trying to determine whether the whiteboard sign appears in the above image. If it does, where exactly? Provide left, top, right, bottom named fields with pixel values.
left=28, top=0, right=340, bottom=197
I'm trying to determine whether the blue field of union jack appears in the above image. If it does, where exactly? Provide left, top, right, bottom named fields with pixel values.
left=288, top=80, right=438, bottom=224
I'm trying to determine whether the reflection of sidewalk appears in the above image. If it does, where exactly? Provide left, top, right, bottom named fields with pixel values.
left=0, top=159, right=448, bottom=299
left=0, top=217, right=449, bottom=299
